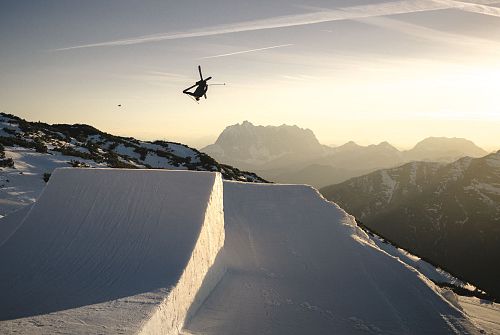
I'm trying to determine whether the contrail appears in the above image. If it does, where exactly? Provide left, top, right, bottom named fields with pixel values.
left=54, top=0, right=500, bottom=51
left=199, top=44, right=293, bottom=59
left=300, top=1, right=500, bottom=51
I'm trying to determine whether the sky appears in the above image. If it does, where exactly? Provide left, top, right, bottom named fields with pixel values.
left=1, top=0, right=499, bottom=151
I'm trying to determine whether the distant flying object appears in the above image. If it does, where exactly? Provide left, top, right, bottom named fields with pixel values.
left=117, top=104, right=122, bottom=107
left=183, top=65, right=225, bottom=102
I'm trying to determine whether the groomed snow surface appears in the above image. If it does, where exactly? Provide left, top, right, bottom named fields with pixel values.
left=0, top=168, right=491, bottom=334
left=0, top=169, right=225, bottom=334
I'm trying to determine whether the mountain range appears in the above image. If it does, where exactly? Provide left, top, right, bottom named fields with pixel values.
left=202, top=121, right=327, bottom=167
left=321, top=153, right=500, bottom=300
left=202, top=121, right=489, bottom=188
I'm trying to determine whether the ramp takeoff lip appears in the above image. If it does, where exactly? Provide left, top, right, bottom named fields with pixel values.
left=0, top=169, right=225, bottom=335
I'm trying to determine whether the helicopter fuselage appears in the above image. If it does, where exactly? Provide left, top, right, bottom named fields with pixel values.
left=193, top=81, right=208, bottom=98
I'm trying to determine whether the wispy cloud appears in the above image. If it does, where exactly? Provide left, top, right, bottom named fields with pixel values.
left=281, top=74, right=321, bottom=81
left=299, top=1, right=500, bottom=52
left=54, top=0, right=499, bottom=51
left=354, top=15, right=500, bottom=52
left=120, top=70, right=191, bottom=86
left=147, top=71, right=190, bottom=81
left=434, top=0, right=500, bottom=17
left=199, top=44, right=293, bottom=59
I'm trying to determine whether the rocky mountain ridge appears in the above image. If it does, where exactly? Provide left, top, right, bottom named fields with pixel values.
left=321, top=152, right=500, bottom=300
left=0, top=113, right=266, bottom=216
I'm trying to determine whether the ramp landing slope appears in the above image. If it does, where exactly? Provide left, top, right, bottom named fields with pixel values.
left=185, top=182, right=479, bottom=334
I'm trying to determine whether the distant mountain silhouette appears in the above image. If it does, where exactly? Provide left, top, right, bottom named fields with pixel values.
left=318, top=141, right=403, bottom=170
left=261, top=141, right=403, bottom=188
left=404, top=137, right=488, bottom=162
left=321, top=152, right=500, bottom=300
left=203, top=121, right=488, bottom=188
left=202, top=121, right=327, bottom=170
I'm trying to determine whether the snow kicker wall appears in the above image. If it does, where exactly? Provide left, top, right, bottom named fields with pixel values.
left=0, top=168, right=225, bottom=335
left=185, top=182, right=479, bottom=335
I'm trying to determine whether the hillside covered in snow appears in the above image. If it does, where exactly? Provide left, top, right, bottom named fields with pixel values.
left=0, top=113, right=266, bottom=216
left=1, top=168, right=495, bottom=334
left=321, top=152, right=500, bottom=301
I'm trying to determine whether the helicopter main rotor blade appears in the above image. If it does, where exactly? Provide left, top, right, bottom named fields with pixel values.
left=205, top=76, right=212, bottom=81
left=183, top=84, right=197, bottom=93
left=198, top=65, right=203, bottom=81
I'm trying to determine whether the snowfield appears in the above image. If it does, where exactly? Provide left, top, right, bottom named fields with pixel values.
left=0, top=168, right=496, bottom=334
left=0, top=146, right=104, bottom=216
left=185, top=182, right=479, bottom=335
left=0, top=169, right=225, bottom=334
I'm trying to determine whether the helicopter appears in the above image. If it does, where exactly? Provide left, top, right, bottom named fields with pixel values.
left=183, top=65, right=211, bottom=101
left=183, top=66, right=224, bottom=102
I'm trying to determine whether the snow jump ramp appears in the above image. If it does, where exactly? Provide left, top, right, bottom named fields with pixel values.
left=0, top=168, right=480, bottom=334
left=184, top=182, right=479, bottom=335
left=0, top=168, right=225, bottom=334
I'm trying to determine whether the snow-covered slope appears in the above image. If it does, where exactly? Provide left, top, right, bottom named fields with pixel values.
left=185, top=182, right=479, bottom=334
left=0, top=169, right=225, bottom=334
left=321, top=152, right=500, bottom=300
left=0, top=112, right=266, bottom=216
left=0, top=169, right=486, bottom=334
left=459, top=296, right=500, bottom=334
left=0, top=146, right=104, bottom=216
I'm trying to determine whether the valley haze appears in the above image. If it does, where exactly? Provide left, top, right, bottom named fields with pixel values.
left=202, top=120, right=490, bottom=188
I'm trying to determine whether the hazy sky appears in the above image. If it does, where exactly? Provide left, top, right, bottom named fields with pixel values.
left=1, top=0, right=499, bottom=150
